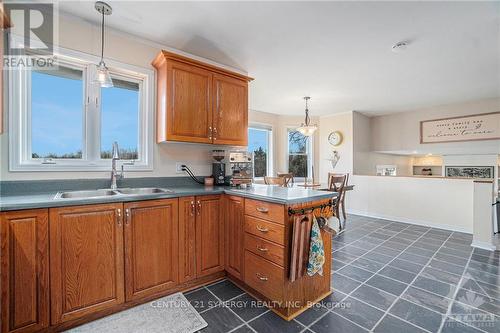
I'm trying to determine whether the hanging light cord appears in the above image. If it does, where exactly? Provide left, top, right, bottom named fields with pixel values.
left=100, top=8, right=105, bottom=62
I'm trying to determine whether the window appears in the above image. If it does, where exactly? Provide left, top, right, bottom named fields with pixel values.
left=9, top=45, right=154, bottom=171
left=248, top=126, right=272, bottom=177
left=287, top=129, right=312, bottom=178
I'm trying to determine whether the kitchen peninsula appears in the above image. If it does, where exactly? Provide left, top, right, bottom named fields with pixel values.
left=0, top=181, right=336, bottom=332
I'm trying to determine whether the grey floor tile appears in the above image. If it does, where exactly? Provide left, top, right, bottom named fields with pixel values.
left=412, top=241, right=441, bottom=251
left=383, top=241, right=409, bottom=251
left=455, top=288, right=500, bottom=316
left=421, top=267, right=462, bottom=285
left=370, top=232, right=393, bottom=240
left=389, top=259, right=424, bottom=274
left=320, top=290, right=348, bottom=310
left=366, top=274, right=408, bottom=296
left=428, top=259, right=465, bottom=275
left=460, top=277, right=500, bottom=301
left=389, top=299, right=443, bottom=332
left=402, top=286, right=451, bottom=313
left=310, top=312, right=367, bottom=333
left=336, top=297, right=384, bottom=330
left=294, top=304, right=328, bottom=326
left=443, top=242, right=473, bottom=254
left=473, top=248, right=500, bottom=258
left=248, top=311, right=303, bottom=333
left=341, top=245, right=369, bottom=256
left=207, top=280, right=244, bottom=301
left=231, top=325, right=255, bottom=333
left=350, top=257, right=385, bottom=273
left=439, top=246, right=471, bottom=258
left=441, top=317, right=484, bottom=333
left=363, top=251, right=394, bottom=264
left=468, top=261, right=499, bottom=276
left=226, top=293, right=267, bottom=322
left=397, top=252, right=430, bottom=265
left=405, top=246, right=436, bottom=258
left=332, top=273, right=362, bottom=293
left=373, top=314, right=427, bottom=333
left=332, top=241, right=348, bottom=251
left=337, top=265, right=374, bottom=283
left=350, top=284, right=397, bottom=311
left=332, top=258, right=348, bottom=271
left=379, top=266, right=417, bottom=284
left=185, top=288, right=220, bottom=312
left=199, top=306, right=244, bottom=333
left=465, top=268, right=500, bottom=286
left=434, top=252, right=469, bottom=266
left=372, top=246, right=402, bottom=258
left=412, top=276, right=456, bottom=298
left=470, top=254, right=500, bottom=267
left=334, top=250, right=360, bottom=263
left=450, top=301, right=500, bottom=333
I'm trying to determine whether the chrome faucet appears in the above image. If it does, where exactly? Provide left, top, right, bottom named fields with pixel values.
left=110, top=141, right=124, bottom=190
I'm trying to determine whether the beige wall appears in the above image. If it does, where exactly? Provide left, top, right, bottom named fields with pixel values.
left=371, top=98, right=500, bottom=155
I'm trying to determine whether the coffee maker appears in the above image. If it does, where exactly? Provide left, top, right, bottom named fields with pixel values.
left=212, top=150, right=226, bottom=185
left=228, top=151, right=253, bottom=186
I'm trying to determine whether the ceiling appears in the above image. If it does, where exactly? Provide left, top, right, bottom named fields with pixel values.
left=58, top=1, right=500, bottom=116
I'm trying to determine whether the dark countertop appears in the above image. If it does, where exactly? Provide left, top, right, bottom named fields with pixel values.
left=0, top=183, right=337, bottom=212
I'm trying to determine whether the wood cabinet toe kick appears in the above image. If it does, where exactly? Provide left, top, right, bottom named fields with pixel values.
left=0, top=194, right=332, bottom=332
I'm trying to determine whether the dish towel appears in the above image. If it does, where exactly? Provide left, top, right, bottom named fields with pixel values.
left=307, top=215, right=325, bottom=277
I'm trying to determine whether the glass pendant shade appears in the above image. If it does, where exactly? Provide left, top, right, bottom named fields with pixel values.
left=94, top=61, right=113, bottom=87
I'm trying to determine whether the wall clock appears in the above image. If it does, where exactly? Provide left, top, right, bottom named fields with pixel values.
left=328, top=131, right=343, bottom=146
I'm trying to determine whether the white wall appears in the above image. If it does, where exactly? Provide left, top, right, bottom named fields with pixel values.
left=348, top=175, right=475, bottom=233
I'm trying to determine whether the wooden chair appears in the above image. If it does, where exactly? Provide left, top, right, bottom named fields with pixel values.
left=277, top=173, right=294, bottom=187
left=328, top=173, right=349, bottom=221
left=264, top=176, right=285, bottom=186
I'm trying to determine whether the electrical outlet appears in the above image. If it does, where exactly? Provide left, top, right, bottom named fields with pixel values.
left=175, top=162, right=184, bottom=173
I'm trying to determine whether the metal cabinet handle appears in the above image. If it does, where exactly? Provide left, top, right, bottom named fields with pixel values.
left=256, top=273, right=268, bottom=281
left=208, top=127, right=212, bottom=140
left=257, top=246, right=269, bottom=252
left=256, top=207, right=269, bottom=213
left=125, top=209, right=130, bottom=225
left=190, top=201, right=195, bottom=216
left=256, top=225, right=269, bottom=233
left=213, top=127, right=217, bottom=140
left=196, top=200, right=201, bottom=216
left=117, top=209, right=122, bottom=226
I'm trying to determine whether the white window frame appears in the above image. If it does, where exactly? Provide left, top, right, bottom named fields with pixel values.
left=8, top=35, right=154, bottom=171
left=248, top=124, right=273, bottom=178
left=286, top=127, right=313, bottom=180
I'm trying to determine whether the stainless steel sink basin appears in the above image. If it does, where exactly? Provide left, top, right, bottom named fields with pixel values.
left=55, top=189, right=119, bottom=199
left=116, top=188, right=174, bottom=195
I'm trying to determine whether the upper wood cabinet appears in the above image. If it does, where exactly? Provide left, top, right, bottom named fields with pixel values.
left=123, top=199, right=179, bottom=301
left=1, top=209, right=49, bottom=333
left=49, top=204, right=125, bottom=325
left=152, top=51, right=252, bottom=145
left=224, top=195, right=245, bottom=279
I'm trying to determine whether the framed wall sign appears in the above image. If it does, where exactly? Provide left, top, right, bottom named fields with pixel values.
left=420, top=112, right=500, bottom=144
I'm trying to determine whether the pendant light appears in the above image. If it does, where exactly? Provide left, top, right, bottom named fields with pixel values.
left=93, top=1, right=113, bottom=87
left=297, top=96, right=317, bottom=136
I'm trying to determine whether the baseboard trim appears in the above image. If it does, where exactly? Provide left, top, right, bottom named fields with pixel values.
left=348, top=209, right=472, bottom=234
left=470, top=240, right=497, bottom=251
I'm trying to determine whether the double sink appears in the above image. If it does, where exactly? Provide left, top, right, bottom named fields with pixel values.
left=54, top=187, right=174, bottom=200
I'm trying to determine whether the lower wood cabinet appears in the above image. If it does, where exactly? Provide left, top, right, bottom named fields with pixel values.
left=225, top=195, right=244, bottom=279
left=124, top=199, right=179, bottom=301
left=49, top=203, right=125, bottom=325
left=0, top=209, right=49, bottom=333
left=179, top=195, right=225, bottom=281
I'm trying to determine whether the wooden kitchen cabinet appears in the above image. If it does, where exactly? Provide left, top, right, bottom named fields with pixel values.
left=179, top=197, right=197, bottom=283
left=224, top=195, right=244, bottom=279
left=196, top=195, right=225, bottom=277
left=124, top=199, right=179, bottom=301
left=152, top=50, right=252, bottom=145
left=212, top=74, right=248, bottom=145
left=49, top=203, right=125, bottom=325
left=0, top=209, right=49, bottom=333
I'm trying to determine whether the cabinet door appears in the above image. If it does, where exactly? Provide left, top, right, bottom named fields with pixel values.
left=196, top=195, right=224, bottom=277
left=179, top=197, right=197, bottom=283
left=124, top=199, right=179, bottom=301
left=213, top=74, right=248, bottom=146
left=224, top=195, right=244, bottom=279
left=1, top=209, right=49, bottom=333
left=166, top=60, right=213, bottom=143
left=49, top=204, right=124, bottom=324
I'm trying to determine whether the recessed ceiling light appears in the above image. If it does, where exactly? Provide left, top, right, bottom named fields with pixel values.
left=392, top=41, right=408, bottom=53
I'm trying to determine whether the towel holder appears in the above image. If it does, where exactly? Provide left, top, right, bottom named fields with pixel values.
left=287, top=199, right=334, bottom=216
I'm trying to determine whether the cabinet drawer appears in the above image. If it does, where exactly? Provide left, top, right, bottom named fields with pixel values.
left=245, top=233, right=285, bottom=267
left=244, top=251, right=284, bottom=301
left=245, top=216, right=284, bottom=245
left=245, top=199, right=284, bottom=223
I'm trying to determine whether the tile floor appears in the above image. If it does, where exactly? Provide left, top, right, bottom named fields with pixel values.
left=185, top=214, right=500, bottom=333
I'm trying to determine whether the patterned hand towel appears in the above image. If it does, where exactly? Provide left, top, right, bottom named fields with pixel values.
left=307, top=215, right=325, bottom=276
